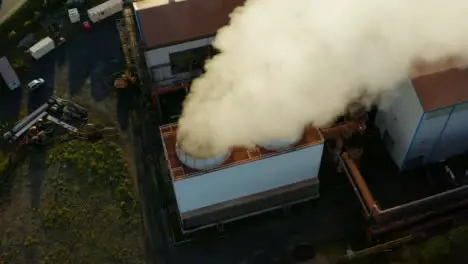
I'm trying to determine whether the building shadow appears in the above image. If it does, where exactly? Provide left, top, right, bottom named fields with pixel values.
left=27, top=146, right=47, bottom=208
left=116, top=87, right=134, bottom=130
left=67, top=19, right=124, bottom=101
left=28, top=53, right=57, bottom=111
left=0, top=84, right=22, bottom=123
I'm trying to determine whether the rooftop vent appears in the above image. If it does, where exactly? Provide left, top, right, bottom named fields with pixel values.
left=175, top=144, right=232, bottom=170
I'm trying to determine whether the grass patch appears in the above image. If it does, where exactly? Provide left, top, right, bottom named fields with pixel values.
left=343, top=226, right=468, bottom=264
left=0, top=140, right=144, bottom=263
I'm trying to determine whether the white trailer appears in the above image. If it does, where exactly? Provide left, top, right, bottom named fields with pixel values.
left=0, top=57, right=21, bottom=90
left=87, top=0, right=123, bottom=23
left=29, top=37, right=56, bottom=60
left=68, top=8, right=80, bottom=23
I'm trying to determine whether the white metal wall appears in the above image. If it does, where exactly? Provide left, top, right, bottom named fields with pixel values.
left=375, top=80, right=424, bottom=168
left=144, top=37, right=214, bottom=82
left=172, top=143, right=324, bottom=213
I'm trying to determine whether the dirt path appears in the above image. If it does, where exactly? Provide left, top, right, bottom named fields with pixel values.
left=0, top=0, right=27, bottom=24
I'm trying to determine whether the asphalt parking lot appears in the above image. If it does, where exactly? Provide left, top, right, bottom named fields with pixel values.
left=0, top=17, right=127, bottom=126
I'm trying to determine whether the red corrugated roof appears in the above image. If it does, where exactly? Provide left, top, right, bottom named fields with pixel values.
left=160, top=123, right=324, bottom=180
left=135, top=0, right=245, bottom=49
left=410, top=59, right=468, bottom=112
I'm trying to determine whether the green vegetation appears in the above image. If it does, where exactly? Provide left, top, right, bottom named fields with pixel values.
left=47, top=140, right=139, bottom=219
left=420, top=236, right=451, bottom=264
left=0, top=140, right=144, bottom=263
left=344, top=225, right=468, bottom=264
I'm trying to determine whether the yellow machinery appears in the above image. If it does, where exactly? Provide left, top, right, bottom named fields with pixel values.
left=114, top=71, right=136, bottom=89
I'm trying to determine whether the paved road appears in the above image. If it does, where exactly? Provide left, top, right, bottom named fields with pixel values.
left=0, top=0, right=27, bottom=24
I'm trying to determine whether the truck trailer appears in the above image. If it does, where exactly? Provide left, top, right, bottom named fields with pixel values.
left=29, top=37, right=56, bottom=60
left=87, top=0, right=123, bottom=23
left=0, top=56, right=20, bottom=90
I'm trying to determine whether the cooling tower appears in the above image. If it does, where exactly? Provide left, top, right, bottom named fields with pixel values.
left=160, top=123, right=324, bottom=231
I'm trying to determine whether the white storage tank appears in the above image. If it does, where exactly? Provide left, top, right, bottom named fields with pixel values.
left=87, top=0, right=123, bottom=23
left=375, top=64, right=468, bottom=170
left=260, top=137, right=301, bottom=151
left=175, top=144, right=231, bottom=170
left=29, top=37, right=55, bottom=60
left=160, top=123, right=324, bottom=231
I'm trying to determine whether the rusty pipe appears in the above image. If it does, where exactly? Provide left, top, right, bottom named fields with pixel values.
left=320, top=121, right=365, bottom=140
left=340, top=157, right=371, bottom=217
left=342, top=152, right=381, bottom=216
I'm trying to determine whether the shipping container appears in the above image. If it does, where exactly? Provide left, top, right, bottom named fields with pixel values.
left=160, top=123, right=324, bottom=231
left=376, top=67, right=468, bottom=170
left=0, top=57, right=20, bottom=90
left=87, top=0, right=123, bottom=23
left=29, top=37, right=56, bottom=60
left=68, top=8, right=80, bottom=23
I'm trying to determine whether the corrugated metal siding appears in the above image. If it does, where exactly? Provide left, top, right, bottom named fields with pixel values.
left=404, top=107, right=451, bottom=168
left=134, top=11, right=144, bottom=44
left=411, top=67, right=468, bottom=112
left=172, top=143, right=324, bottom=213
left=135, top=0, right=244, bottom=49
left=430, top=102, right=468, bottom=162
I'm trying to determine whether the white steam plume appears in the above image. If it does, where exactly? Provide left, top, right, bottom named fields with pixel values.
left=177, top=0, right=468, bottom=158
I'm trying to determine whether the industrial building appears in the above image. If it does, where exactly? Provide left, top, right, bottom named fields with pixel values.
left=128, top=0, right=468, bottom=242
left=134, top=0, right=243, bottom=87
left=133, top=0, right=245, bottom=122
left=161, top=123, right=325, bottom=230
left=376, top=60, right=468, bottom=170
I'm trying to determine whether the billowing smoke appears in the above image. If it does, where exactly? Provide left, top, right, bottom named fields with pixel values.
left=177, top=0, right=468, bottom=158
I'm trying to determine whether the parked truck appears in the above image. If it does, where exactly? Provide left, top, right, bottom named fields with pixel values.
left=87, top=0, right=123, bottom=23
left=28, top=37, right=56, bottom=60
left=0, top=57, right=21, bottom=90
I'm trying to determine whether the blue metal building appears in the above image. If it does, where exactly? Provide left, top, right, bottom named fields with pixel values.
left=376, top=66, right=468, bottom=170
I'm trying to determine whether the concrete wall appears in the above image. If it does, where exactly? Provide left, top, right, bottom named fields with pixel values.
left=172, top=143, right=324, bottom=213
left=375, top=80, right=424, bottom=168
